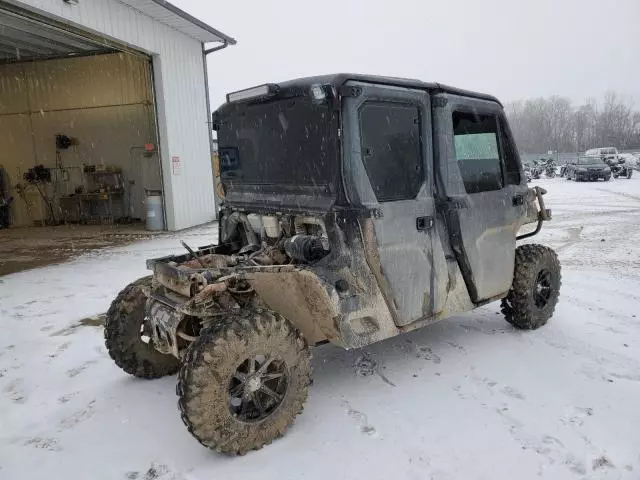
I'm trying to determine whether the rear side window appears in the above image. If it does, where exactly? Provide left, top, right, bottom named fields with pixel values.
left=499, top=117, right=521, bottom=185
left=359, top=102, right=423, bottom=202
left=452, top=111, right=503, bottom=194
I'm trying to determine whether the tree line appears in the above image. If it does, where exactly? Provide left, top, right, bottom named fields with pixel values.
left=505, top=92, right=640, bottom=154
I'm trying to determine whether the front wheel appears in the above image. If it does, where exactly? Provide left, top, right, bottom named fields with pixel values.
left=627, top=169, right=633, bottom=179
left=501, top=245, right=561, bottom=330
left=105, top=276, right=180, bottom=378
left=177, top=308, right=312, bottom=455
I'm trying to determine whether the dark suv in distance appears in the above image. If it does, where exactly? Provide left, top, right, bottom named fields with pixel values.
left=565, top=156, right=611, bottom=181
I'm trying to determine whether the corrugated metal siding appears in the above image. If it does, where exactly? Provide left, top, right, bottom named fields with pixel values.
left=11, top=0, right=216, bottom=230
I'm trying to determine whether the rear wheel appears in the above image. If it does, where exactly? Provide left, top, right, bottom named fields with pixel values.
left=177, top=308, right=312, bottom=455
left=105, top=276, right=180, bottom=378
left=501, top=245, right=561, bottom=330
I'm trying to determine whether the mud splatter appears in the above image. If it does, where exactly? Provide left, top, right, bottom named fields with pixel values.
left=67, top=359, right=98, bottom=378
left=354, top=354, right=395, bottom=387
left=58, top=392, right=79, bottom=404
left=48, top=341, right=71, bottom=359
left=59, top=400, right=96, bottom=430
left=592, top=455, right=614, bottom=470
left=500, top=386, right=526, bottom=400
left=416, top=346, right=441, bottom=364
left=79, top=314, right=106, bottom=327
left=51, top=314, right=106, bottom=337
left=23, top=436, right=61, bottom=451
left=341, top=400, right=377, bottom=436
left=3, top=378, right=27, bottom=404
left=139, top=463, right=185, bottom=480
left=447, top=341, right=466, bottom=352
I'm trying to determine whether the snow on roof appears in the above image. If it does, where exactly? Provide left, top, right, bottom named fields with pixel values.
left=121, top=0, right=236, bottom=45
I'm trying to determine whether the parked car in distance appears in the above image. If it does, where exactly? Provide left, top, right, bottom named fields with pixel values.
left=584, top=147, right=618, bottom=163
left=565, top=156, right=611, bottom=181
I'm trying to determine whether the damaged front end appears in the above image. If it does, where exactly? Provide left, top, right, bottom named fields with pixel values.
left=143, top=210, right=357, bottom=358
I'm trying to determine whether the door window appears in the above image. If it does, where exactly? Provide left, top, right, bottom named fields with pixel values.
left=360, top=102, right=423, bottom=202
left=452, top=111, right=504, bottom=193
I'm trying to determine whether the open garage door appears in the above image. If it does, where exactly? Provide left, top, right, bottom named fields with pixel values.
left=0, top=2, right=163, bottom=232
left=0, top=6, right=118, bottom=62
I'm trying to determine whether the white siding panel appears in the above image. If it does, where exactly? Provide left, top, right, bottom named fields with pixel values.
left=11, top=0, right=216, bottom=230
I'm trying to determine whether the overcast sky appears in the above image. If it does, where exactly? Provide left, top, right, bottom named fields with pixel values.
left=173, top=0, right=640, bottom=108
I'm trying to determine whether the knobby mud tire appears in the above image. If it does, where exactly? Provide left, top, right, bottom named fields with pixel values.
left=177, top=308, right=312, bottom=455
left=501, top=244, right=561, bottom=330
left=105, top=276, right=180, bottom=378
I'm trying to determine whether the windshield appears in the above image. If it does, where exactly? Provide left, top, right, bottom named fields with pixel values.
left=577, top=156, right=604, bottom=165
left=216, top=97, right=338, bottom=189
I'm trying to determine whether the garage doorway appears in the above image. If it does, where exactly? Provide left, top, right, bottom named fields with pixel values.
left=0, top=3, right=164, bottom=233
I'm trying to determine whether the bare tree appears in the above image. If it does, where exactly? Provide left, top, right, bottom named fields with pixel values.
left=505, top=93, right=640, bottom=154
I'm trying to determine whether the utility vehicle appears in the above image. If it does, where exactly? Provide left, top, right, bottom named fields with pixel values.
left=105, top=74, right=561, bottom=455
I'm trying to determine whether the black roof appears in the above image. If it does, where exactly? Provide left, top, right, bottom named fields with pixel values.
left=275, top=73, right=503, bottom=106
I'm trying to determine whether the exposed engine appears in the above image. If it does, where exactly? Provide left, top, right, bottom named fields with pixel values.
left=219, top=211, right=330, bottom=265
left=145, top=211, right=333, bottom=358
left=156, top=216, right=325, bottom=301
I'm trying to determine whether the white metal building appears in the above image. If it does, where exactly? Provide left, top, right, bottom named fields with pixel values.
left=0, top=0, right=235, bottom=230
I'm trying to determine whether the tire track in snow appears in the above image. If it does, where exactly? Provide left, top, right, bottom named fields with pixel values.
left=593, top=188, right=640, bottom=203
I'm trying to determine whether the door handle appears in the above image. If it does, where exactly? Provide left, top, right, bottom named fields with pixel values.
left=512, top=194, right=524, bottom=206
left=416, top=216, right=434, bottom=231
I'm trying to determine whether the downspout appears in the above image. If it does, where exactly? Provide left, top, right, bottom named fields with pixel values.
left=205, top=41, right=230, bottom=55
left=202, top=41, right=230, bottom=214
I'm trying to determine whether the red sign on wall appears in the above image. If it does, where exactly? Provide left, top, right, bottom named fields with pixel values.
left=172, top=156, right=181, bottom=176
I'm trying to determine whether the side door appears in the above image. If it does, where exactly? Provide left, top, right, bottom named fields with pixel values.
left=432, top=93, right=528, bottom=302
left=342, top=82, right=440, bottom=326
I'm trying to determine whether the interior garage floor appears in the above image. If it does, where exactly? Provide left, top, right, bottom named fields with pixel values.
left=0, top=224, right=163, bottom=276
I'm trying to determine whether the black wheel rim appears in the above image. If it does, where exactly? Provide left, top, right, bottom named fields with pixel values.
left=533, top=269, right=553, bottom=308
left=228, top=355, right=288, bottom=422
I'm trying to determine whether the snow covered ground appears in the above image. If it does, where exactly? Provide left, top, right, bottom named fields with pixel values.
left=1, top=177, right=640, bottom=480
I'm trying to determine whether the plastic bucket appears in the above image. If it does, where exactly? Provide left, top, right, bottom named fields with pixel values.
left=145, top=190, right=164, bottom=231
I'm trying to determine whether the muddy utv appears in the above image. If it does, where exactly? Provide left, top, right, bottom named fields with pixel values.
left=105, top=74, right=561, bottom=455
